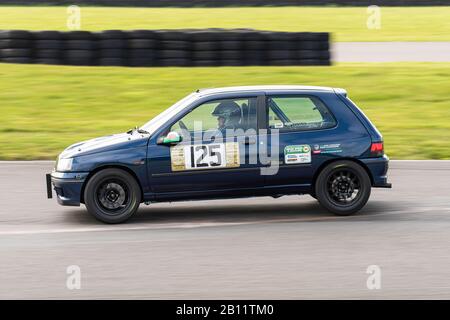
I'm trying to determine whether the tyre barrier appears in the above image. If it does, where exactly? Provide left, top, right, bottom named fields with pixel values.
left=0, top=29, right=330, bottom=67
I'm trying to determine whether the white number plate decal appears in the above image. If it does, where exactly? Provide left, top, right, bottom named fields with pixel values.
left=171, top=142, right=240, bottom=171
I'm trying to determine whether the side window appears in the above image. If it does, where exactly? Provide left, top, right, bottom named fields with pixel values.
left=268, top=96, right=336, bottom=131
left=170, top=97, right=258, bottom=135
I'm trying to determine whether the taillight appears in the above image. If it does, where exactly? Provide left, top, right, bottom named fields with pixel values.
left=370, top=142, right=384, bottom=156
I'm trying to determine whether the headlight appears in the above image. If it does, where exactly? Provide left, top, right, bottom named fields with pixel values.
left=56, top=157, right=73, bottom=172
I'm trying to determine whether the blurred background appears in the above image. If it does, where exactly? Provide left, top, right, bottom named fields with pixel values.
left=0, top=1, right=449, bottom=160
left=0, top=1, right=450, bottom=300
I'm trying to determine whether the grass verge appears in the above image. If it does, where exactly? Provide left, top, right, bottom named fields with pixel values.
left=0, top=62, right=449, bottom=160
left=0, top=6, right=449, bottom=42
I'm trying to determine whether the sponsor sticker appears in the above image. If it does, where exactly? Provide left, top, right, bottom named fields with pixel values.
left=312, top=143, right=342, bottom=154
left=171, top=142, right=240, bottom=171
left=284, top=145, right=311, bottom=164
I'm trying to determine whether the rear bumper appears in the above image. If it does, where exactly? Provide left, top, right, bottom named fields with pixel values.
left=360, top=155, right=392, bottom=188
left=46, top=171, right=89, bottom=206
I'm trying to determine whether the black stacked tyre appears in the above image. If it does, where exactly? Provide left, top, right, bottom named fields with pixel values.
left=157, top=29, right=191, bottom=66
left=190, top=29, right=221, bottom=67
left=243, top=31, right=266, bottom=66
left=265, top=31, right=298, bottom=66
left=96, top=30, right=127, bottom=66
left=63, top=31, right=97, bottom=66
left=127, top=30, right=157, bottom=67
left=33, top=31, right=64, bottom=65
left=295, top=32, right=331, bottom=66
left=0, top=30, right=33, bottom=64
left=218, top=29, right=245, bottom=66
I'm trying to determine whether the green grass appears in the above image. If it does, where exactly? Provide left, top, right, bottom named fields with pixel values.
left=1, top=62, right=449, bottom=160
left=0, top=6, right=449, bottom=41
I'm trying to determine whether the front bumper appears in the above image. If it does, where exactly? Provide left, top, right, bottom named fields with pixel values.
left=360, top=155, right=392, bottom=188
left=46, top=171, right=89, bottom=206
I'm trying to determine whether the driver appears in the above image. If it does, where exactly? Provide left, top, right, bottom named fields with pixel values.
left=211, top=101, right=242, bottom=131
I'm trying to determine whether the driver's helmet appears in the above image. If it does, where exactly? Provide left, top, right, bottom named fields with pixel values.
left=211, top=100, right=241, bottom=129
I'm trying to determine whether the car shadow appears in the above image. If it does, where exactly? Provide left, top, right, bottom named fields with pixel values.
left=63, top=196, right=401, bottom=226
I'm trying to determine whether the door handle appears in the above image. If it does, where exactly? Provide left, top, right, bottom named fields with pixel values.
left=243, top=138, right=256, bottom=145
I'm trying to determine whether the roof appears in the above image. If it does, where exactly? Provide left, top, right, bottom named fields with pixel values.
left=196, top=85, right=337, bottom=96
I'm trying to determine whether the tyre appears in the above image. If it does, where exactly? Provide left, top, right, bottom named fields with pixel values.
left=160, top=50, right=189, bottom=59
left=0, top=48, right=32, bottom=58
left=35, top=40, right=63, bottom=50
left=64, top=49, right=95, bottom=60
left=0, top=39, right=30, bottom=49
left=268, top=59, right=296, bottom=66
left=0, top=30, right=32, bottom=39
left=35, top=49, right=61, bottom=59
left=220, top=40, right=242, bottom=51
left=98, top=39, right=127, bottom=49
left=65, top=40, right=96, bottom=50
left=298, top=41, right=329, bottom=51
left=33, top=31, right=63, bottom=40
left=127, top=57, right=156, bottom=67
left=268, top=41, right=293, bottom=51
left=64, top=50, right=96, bottom=65
left=294, top=32, right=329, bottom=42
left=0, top=57, right=32, bottom=64
left=220, top=59, right=243, bottom=66
left=160, top=40, right=189, bottom=50
left=159, top=58, right=190, bottom=66
left=84, top=168, right=141, bottom=224
left=128, top=39, right=157, bottom=49
left=221, top=50, right=242, bottom=60
left=193, top=41, right=219, bottom=51
left=189, top=30, right=217, bottom=42
left=295, top=50, right=330, bottom=60
left=245, top=40, right=265, bottom=50
left=63, top=31, right=93, bottom=41
left=128, top=30, right=156, bottom=39
left=267, top=50, right=293, bottom=60
left=315, top=160, right=371, bottom=216
left=35, top=58, right=61, bottom=65
left=298, top=59, right=329, bottom=66
left=128, top=49, right=156, bottom=60
left=193, top=50, right=218, bottom=60
left=156, top=30, right=186, bottom=41
left=193, top=59, right=219, bottom=67
left=99, top=58, right=125, bottom=66
left=95, top=30, right=126, bottom=40
left=99, top=49, right=125, bottom=59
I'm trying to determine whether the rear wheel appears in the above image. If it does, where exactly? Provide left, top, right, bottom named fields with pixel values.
left=315, top=161, right=371, bottom=216
left=84, top=168, right=141, bottom=224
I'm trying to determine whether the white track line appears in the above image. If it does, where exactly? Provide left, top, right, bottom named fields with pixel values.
left=0, top=208, right=438, bottom=236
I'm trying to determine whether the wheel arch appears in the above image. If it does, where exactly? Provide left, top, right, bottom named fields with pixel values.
left=311, top=158, right=374, bottom=194
left=80, top=165, right=144, bottom=204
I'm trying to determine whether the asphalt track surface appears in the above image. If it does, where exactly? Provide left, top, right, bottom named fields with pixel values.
left=333, top=42, right=450, bottom=62
left=0, top=160, right=449, bottom=299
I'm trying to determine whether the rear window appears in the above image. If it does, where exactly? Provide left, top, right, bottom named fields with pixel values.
left=268, top=96, right=336, bottom=131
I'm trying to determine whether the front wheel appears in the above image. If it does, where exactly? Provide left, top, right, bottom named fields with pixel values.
left=315, top=160, right=371, bottom=216
left=84, top=168, right=141, bottom=224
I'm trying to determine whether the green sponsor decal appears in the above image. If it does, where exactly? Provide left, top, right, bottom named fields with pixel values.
left=284, top=145, right=310, bottom=154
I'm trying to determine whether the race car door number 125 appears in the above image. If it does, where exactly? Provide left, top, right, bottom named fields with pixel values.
left=170, top=142, right=240, bottom=171
left=188, top=144, right=225, bottom=169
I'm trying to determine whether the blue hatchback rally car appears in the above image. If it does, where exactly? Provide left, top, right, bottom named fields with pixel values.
left=47, top=86, right=391, bottom=223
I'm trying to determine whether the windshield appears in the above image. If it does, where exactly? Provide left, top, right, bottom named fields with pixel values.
left=140, top=92, right=198, bottom=135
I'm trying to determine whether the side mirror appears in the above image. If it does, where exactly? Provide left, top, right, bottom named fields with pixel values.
left=157, top=131, right=182, bottom=145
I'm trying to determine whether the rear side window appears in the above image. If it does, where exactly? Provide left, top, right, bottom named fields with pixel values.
left=267, top=96, right=336, bottom=131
